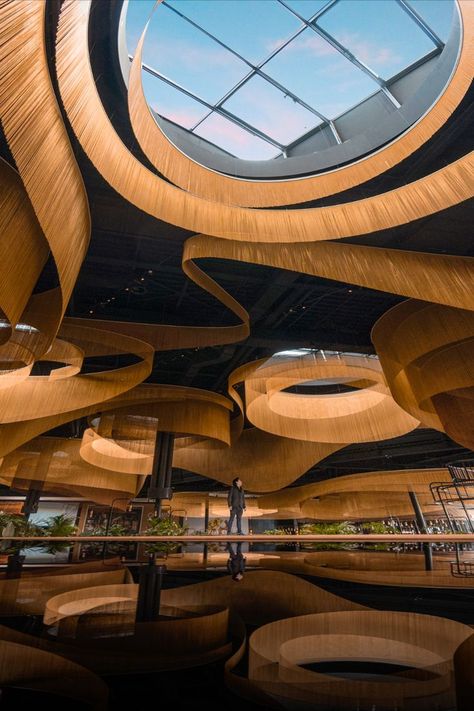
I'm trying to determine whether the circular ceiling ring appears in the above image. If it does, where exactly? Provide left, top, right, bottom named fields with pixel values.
left=57, top=0, right=474, bottom=245
left=245, top=352, right=419, bottom=444
left=127, top=0, right=471, bottom=206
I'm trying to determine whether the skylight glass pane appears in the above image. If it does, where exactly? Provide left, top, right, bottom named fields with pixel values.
left=223, top=75, right=321, bottom=145
left=142, top=72, right=209, bottom=129
left=264, top=28, right=379, bottom=119
left=194, top=113, right=280, bottom=160
left=282, top=0, right=330, bottom=20
left=142, top=4, right=249, bottom=104
left=317, top=0, right=437, bottom=79
left=166, top=0, right=303, bottom=65
left=406, top=0, right=455, bottom=43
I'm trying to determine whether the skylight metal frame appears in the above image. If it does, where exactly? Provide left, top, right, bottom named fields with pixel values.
left=162, top=0, right=342, bottom=145
left=131, top=0, right=448, bottom=160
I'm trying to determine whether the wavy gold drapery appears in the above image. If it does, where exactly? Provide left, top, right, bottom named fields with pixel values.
left=247, top=611, right=472, bottom=710
left=0, top=0, right=90, bottom=359
left=78, top=354, right=419, bottom=492
left=372, top=300, right=474, bottom=450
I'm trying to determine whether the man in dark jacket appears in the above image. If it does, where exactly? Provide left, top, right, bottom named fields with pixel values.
left=227, top=477, right=246, bottom=534
left=227, top=542, right=246, bottom=581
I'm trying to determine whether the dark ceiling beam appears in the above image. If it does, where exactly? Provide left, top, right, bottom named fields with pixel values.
left=248, top=270, right=300, bottom=324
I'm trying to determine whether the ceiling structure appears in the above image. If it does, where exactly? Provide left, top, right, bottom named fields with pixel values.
left=0, top=0, right=472, bottom=499
left=129, top=0, right=452, bottom=160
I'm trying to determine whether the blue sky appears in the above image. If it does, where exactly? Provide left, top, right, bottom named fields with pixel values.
left=126, top=0, right=454, bottom=159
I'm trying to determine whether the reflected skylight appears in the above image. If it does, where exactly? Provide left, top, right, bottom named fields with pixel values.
left=126, top=0, right=455, bottom=161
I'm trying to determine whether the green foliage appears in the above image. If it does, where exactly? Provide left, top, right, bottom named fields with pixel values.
left=360, top=520, right=397, bottom=534
left=36, top=514, right=77, bottom=554
left=0, top=511, right=77, bottom=555
left=263, top=528, right=290, bottom=535
left=299, top=521, right=357, bottom=535
left=0, top=511, right=11, bottom=531
left=38, top=514, right=77, bottom=537
left=0, top=512, right=43, bottom=537
left=144, top=515, right=187, bottom=555
left=298, top=521, right=358, bottom=550
left=108, top=522, right=128, bottom=537
left=145, top=515, right=188, bottom=536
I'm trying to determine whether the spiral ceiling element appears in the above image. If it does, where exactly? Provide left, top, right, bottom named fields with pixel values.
left=0, top=0, right=472, bottom=498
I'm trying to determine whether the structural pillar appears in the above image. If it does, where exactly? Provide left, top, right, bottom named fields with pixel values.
left=203, top=494, right=210, bottom=564
left=6, top=552, right=25, bottom=579
left=148, top=431, right=175, bottom=517
left=408, top=490, right=433, bottom=571
left=21, top=486, right=42, bottom=519
left=19, top=445, right=52, bottom=519
left=135, top=555, right=166, bottom=622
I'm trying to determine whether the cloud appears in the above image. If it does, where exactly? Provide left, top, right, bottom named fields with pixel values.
left=266, top=32, right=336, bottom=57
left=199, top=116, right=254, bottom=147
left=195, top=114, right=278, bottom=160
left=144, top=36, right=244, bottom=74
left=335, top=32, right=401, bottom=68
left=153, top=106, right=204, bottom=129
left=266, top=29, right=400, bottom=70
left=226, top=80, right=319, bottom=142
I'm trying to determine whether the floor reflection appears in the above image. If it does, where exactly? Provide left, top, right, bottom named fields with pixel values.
left=0, top=546, right=473, bottom=709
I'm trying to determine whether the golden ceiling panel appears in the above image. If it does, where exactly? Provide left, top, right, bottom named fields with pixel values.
left=0, top=0, right=90, bottom=349
left=0, top=437, right=145, bottom=505
left=372, top=301, right=474, bottom=449
left=246, top=610, right=472, bottom=709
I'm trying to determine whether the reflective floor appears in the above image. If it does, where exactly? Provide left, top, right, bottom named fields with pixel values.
left=0, top=542, right=473, bottom=709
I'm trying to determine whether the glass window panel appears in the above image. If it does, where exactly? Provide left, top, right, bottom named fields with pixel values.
left=264, top=28, right=379, bottom=119
left=142, top=73, right=209, bottom=129
left=317, top=0, right=437, bottom=79
left=142, top=4, right=249, bottom=104
left=126, top=0, right=156, bottom=54
left=223, top=75, right=321, bottom=145
left=194, top=113, right=280, bottom=160
left=282, top=0, right=331, bottom=20
left=167, top=0, right=303, bottom=65
left=406, top=0, right=455, bottom=43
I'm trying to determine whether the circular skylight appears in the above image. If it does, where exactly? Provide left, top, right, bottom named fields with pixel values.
left=125, top=0, right=455, bottom=163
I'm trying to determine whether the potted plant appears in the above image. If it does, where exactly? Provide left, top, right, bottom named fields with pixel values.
left=144, top=515, right=188, bottom=555
left=299, top=521, right=358, bottom=550
left=359, top=520, right=398, bottom=550
left=37, top=514, right=77, bottom=555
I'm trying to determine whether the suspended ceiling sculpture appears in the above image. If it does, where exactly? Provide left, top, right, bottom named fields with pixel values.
left=372, top=300, right=474, bottom=451
left=0, top=0, right=472, bottom=499
left=246, top=610, right=473, bottom=710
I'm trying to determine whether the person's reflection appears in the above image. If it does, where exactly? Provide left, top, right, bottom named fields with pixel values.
left=227, top=542, right=246, bottom=582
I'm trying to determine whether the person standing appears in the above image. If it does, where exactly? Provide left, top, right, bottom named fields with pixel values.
left=226, top=542, right=246, bottom=581
left=227, top=477, right=246, bottom=535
